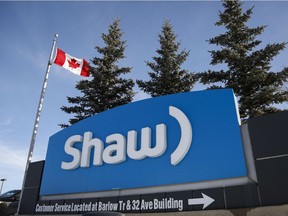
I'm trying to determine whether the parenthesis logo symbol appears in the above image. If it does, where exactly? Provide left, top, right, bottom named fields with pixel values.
left=169, top=106, right=192, bottom=165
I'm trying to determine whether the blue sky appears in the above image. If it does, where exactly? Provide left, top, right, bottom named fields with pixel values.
left=1, top=1, right=288, bottom=193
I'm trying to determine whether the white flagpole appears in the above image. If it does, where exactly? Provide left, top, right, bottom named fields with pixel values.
left=16, top=34, right=58, bottom=215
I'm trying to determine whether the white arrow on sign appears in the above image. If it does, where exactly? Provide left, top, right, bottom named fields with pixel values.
left=188, top=193, right=215, bottom=209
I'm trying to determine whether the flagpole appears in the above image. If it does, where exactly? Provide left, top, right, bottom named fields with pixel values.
left=16, top=34, right=58, bottom=215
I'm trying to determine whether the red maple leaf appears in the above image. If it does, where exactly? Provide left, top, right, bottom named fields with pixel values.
left=68, top=58, right=80, bottom=69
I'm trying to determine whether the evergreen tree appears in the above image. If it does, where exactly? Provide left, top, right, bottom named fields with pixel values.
left=137, top=20, right=196, bottom=97
left=60, top=19, right=135, bottom=127
left=199, top=0, right=288, bottom=121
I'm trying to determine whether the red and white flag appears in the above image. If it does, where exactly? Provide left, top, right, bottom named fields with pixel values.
left=53, top=48, right=90, bottom=77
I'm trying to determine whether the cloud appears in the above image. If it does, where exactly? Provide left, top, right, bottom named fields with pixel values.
left=15, top=45, right=47, bottom=70
left=0, top=117, right=13, bottom=134
left=0, top=142, right=26, bottom=172
left=0, top=142, right=27, bottom=191
left=0, top=118, right=12, bottom=126
left=0, top=141, right=45, bottom=192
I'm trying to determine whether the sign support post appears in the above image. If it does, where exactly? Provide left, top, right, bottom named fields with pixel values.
left=16, top=34, right=58, bottom=215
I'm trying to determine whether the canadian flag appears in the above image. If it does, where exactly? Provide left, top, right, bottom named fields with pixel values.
left=53, top=48, right=90, bottom=77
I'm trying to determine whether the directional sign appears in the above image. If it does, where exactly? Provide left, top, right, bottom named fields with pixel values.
left=188, top=193, right=215, bottom=209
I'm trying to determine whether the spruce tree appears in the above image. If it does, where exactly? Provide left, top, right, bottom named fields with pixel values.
left=60, top=19, right=135, bottom=127
left=137, top=20, right=196, bottom=97
left=199, top=0, right=288, bottom=121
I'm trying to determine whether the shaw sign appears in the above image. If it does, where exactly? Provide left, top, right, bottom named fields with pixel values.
left=40, top=89, right=248, bottom=196
left=61, top=105, right=192, bottom=170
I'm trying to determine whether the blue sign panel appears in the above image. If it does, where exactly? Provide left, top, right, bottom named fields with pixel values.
left=40, top=89, right=247, bottom=195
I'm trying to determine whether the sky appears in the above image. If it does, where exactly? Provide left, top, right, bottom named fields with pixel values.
left=1, top=1, right=288, bottom=193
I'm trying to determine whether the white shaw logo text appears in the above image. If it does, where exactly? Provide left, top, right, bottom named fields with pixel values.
left=61, top=106, right=192, bottom=170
